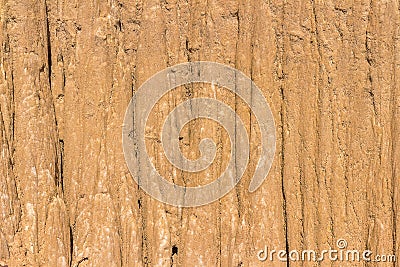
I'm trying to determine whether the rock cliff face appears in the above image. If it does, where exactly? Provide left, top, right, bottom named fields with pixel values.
left=0, top=0, right=399, bottom=266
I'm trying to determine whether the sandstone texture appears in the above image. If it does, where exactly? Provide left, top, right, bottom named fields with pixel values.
left=0, top=0, right=399, bottom=266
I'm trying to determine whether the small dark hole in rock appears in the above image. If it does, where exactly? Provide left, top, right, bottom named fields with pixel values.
left=172, top=245, right=178, bottom=256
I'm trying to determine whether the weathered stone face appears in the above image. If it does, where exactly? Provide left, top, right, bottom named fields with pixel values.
left=0, top=0, right=399, bottom=266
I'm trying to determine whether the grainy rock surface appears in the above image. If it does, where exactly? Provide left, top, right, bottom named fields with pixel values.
left=0, top=0, right=399, bottom=266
